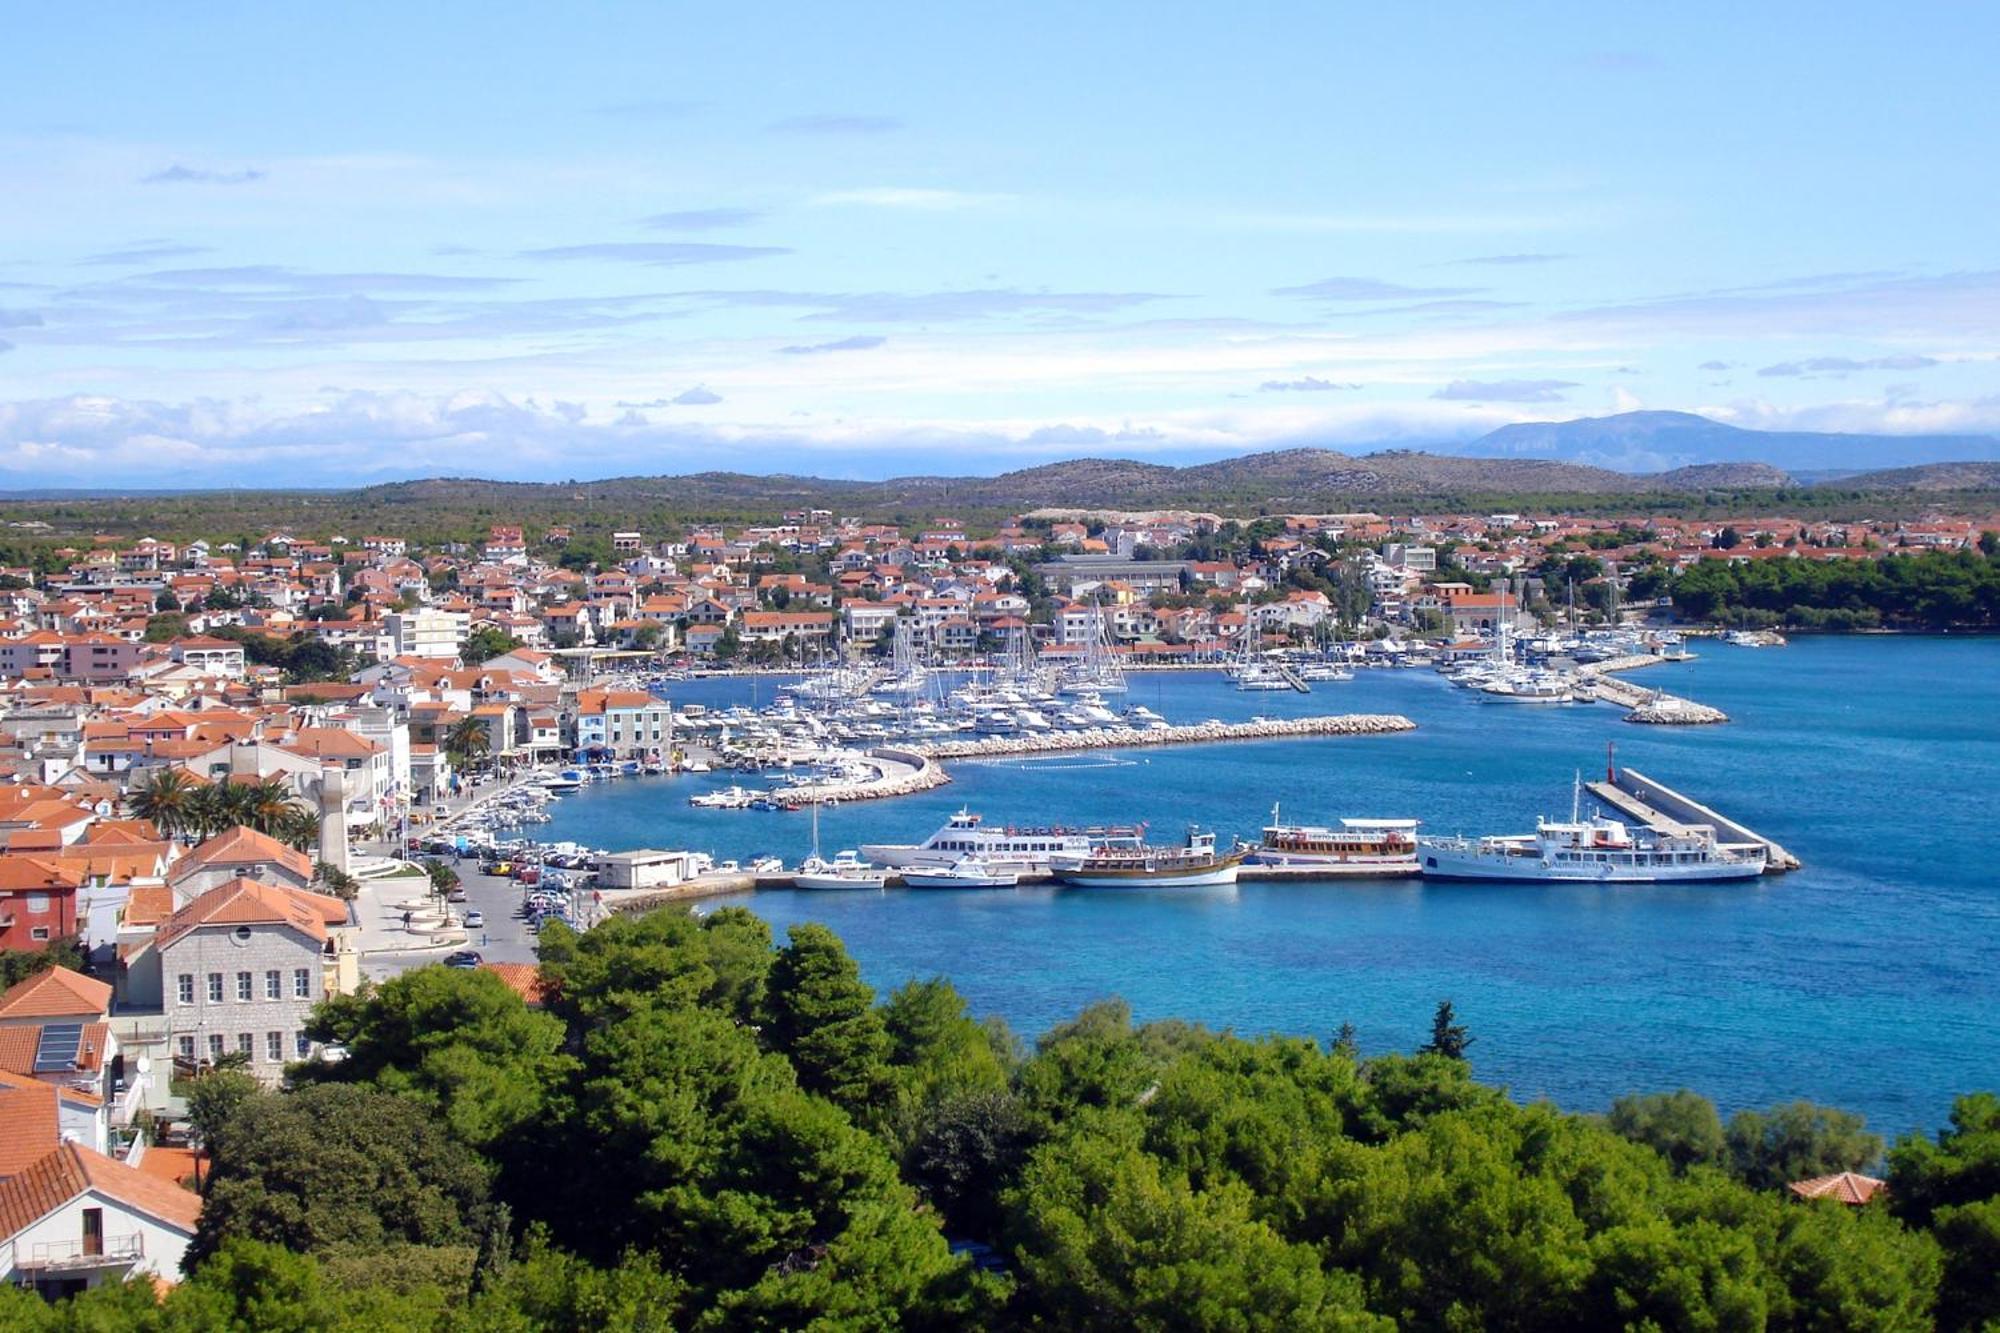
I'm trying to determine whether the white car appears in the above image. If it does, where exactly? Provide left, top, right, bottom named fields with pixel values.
left=463, top=910, right=485, bottom=929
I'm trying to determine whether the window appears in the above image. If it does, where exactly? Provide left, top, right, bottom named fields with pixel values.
left=237, top=1033, right=253, bottom=1058
left=207, top=1034, right=224, bottom=1060
left=207, top=973, right=223, bottom=1003
left=236, top=971, right=252, bottom=1002
left=25, top=892, right=48, bottom=914
left=177, top=974, right=194, bottom=1005
left=265, top=970, right=281, bottom=1000
left=294, top=968, right=313, bottom=998
left=295, top=1032, right=311, bottom=1058
left=178, top=1036, right=195, bottom=1059
left=30, top=927, right=49, bottom=941
left=266, top=1031, right=284, bottom=1062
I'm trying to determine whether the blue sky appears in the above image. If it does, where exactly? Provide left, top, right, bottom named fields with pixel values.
left=0, top=1, right=1995, bottom=486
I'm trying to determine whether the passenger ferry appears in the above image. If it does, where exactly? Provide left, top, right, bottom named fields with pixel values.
left=1418, top=781, right=1766, bottom=883
left=1248, top=806, right=1420, bottom=875
left=1050, top=829, right=1246, bottom=888
left=860, top=809, right=1144, bottom=874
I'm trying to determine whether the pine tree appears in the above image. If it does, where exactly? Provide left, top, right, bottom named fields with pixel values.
left=1422, top=999, right=1473, bottom=1061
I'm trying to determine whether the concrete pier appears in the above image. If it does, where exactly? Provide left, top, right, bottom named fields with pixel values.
left=1588, top=767, right=1799, bottom=872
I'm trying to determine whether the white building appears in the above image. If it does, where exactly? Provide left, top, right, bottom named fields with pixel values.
left=0, top=1141, right=201, bottom=1298
left=381, top=608, right=470, bottom=660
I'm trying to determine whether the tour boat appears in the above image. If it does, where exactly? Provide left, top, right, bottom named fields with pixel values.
left=860, top=809, right=1145, bottom=874
left=1249, top=806, right=1420, bottom=874
left=1418, top=779, right=1766, bottom=883
left=1050, top=829, right=1246, bottom=888
left=901, top=856, right=1021, bottom=889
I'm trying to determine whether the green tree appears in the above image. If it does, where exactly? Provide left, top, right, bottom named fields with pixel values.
left=129, top=767, right=202, bottom=839
left=443, top=715, right=492, bottom=771
left=1726, top=1100, right=1882, bottom=1191
left=1607, top=1090, right=1730, bottom=1173
left=185, top=1067, right=263, bottom=1163
left=301, top=965, right=572, bottom=1153
left=1420, top=999, right=1473, bottom=1061
left=191, top=1082, right=494, bottom=1267
left=763, top=922, right=892, bottom=1117
left=460, top=625, right=520, bottom=664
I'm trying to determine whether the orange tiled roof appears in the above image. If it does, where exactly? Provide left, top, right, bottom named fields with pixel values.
left=0, top=967, right=111, bottom=1022
left=478, top=961, right=548, bottom=1006
left=1787, top=1172, right=1887, bottom=1205
left=156, top=877, right=347, bottom=951
left=0, top=1071, right=59, bottom=1175
left=171, top=825, right=312, bottom=884
left=0, top=1141, right=202, bottom=1238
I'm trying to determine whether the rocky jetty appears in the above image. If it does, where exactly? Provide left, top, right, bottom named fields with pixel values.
left=915, top=714, right=1416, bottom=761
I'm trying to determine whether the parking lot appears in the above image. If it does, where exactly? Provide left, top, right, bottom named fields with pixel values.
left=359, top=858, right=560, bottom=981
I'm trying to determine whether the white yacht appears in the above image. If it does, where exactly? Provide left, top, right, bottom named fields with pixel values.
left=861, top=809, right=1143, bottom=874
left=901, top=856, right=1021, bottom=889
left=1419, top=781, right=1767, bottom=883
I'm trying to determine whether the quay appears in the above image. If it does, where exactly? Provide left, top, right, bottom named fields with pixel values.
left=1586, top=766, right=1800, bottom=872
left=913, top=713, right=1416, bottom=760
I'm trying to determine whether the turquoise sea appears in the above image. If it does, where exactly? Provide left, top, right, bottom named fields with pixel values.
left=536, top=638, right=2000, bottom=1138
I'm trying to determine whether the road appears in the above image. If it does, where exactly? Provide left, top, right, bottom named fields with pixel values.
left=358, top=860, right=545, bottom=982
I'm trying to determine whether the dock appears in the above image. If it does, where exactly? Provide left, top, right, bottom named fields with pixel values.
left=1587, top=767, right=1799, bottom=872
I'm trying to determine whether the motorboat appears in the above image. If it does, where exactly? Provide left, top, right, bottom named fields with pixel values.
left=901, top=856, right=1021, bottom=889
left=1249, top=806, right=1420, bottom=874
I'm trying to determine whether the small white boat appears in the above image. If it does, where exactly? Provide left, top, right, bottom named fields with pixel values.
left=794, top=804, right=887, bottom=888
left=902, top=856, right=1021, bottom=889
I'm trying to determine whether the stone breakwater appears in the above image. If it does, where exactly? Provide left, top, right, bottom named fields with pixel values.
left=766, top=748, right=953, bottom=807
left=1585, top=656, right=1729, bottom=725
left=914, top=714, right=1417, bottom=761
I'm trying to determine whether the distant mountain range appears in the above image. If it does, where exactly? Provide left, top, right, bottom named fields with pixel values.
left=6, top=413, right=1994, bottom=512
left=1463, top=410, right=1999, bottom=473
left=352, top=417, right=2000, bottom=514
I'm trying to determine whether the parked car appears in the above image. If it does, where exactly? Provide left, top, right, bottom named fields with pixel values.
left=443, top=950, right=483, bottom=969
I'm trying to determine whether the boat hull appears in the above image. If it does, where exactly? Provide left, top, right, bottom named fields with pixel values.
left=1418, top=846, right=1764, bottom=883
left=792, top=872, right=888, bottom=890
left=1054, top=863, right=1242, bottom=887
left=902, top=871, right=1021, bottom=889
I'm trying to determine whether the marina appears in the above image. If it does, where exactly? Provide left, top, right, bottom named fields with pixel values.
left=497, top=637, right=1998, bottom=1136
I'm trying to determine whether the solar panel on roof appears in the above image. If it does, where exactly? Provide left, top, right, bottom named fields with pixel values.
left=33, top=1022, right=83, bottom=1073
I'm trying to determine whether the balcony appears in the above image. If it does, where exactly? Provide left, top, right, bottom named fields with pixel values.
left=25, top=1234, right=144, bottom=1271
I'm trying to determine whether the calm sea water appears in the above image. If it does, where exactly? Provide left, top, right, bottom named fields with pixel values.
left=537, top=639, right=2000, bottom=1138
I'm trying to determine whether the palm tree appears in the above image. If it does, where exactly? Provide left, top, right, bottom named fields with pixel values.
left=442, top=715, right=491, bottom=774
left=129, top=769, right=199, bottom=840
left=238, top=777, right=305, bottom=839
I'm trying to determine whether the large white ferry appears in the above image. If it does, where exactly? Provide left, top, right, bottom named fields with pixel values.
left=861, top=809, right=1144, bottom=874
left=1418, top=782, right=1766, bottom=883
left=1248, top=806, right=1420, bottom=875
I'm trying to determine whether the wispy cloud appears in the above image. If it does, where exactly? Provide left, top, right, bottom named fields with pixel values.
left=1432, top=378, right=1579, bottom=403
left=670, top=287, right=1172, bottom=322
left=1757, top=354, right=1939, bottom=377
left=1448, top=253, right=1570, bottom=267
left=0, top=310, right=43, bottom=330
left=592, top=98, right=702, bottom=117
left=1697, top=360, right=1736, bottom=371
left=519, top=242, right=790, bottom=266
left=671, top=385, right=722, bottom=405
left=77, top=241, right=214, bottom=266
left=639, top=208, right=764, bottom=231
left=1273, top=276, right=1485, bottom=302
left=0, top=340, right=13, bottom=355
left=1260, top=377, right=1362, bottom=392
left=779, top=335, right=887, bottom=355
left=115, top=265, right=520, bottom=293
left=141, top=164, right=266, bottom=185
left=769, top=113, right=902, bottom=134
left=811, top=187, right=1012, bottom=211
